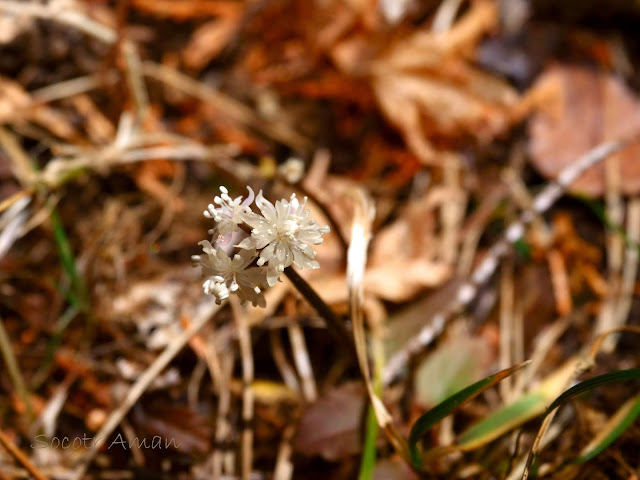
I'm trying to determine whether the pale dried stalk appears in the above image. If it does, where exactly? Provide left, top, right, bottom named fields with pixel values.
left=0, top=313, right=32, bottom=420
left=383, top=139, right=630, bottom=385
left=0, top=429, right=49, bottom=480
left=187, top=358, right=207, bottom=408
left=439, top=159, right=465, bottom=265
left=71, top=301, right=220, bottom=480
left=30, top=73, right=116, bottom=103
left=122, top=40, right=150, bottom=120
left=284, top=297, right=317, bottom=402
left=0, top=0, right=116, bottom=44
left=0, top=195, right=30, bottom=260
left=205, top=330, right=225, bottom=393
left=230, top=298, right=254, bottom=480
left=547, top=249, right=572, bottom=315
left=142, top=61, right=309, bottom=151
left=287, top=323, right=317, bottom=402
left=120, top=419, right=145, bottom=466
left=39, top=113, right=238, bottom=188
left=499, top=261, right=515, bottom=402
left=501, top=167, right=551, bottom=245
left=505, top=408, right=572, bottom=480
left=269, top=330, right=301, bottom=393
left=599, top=197, right=640, bottom=351
left=605, top=155, right=624, bottom=275
left=431, top=0, right=465, bottom=33
left=594, top=155, right=625, bottom=352
left=0, top=127, right=36, bottom=187
left=347, top=188, right=409, bottom=458
left=211, top=356, right=234, bottom=480
left=272, top=424, right=296, bottom=480
left=457, top=186, right=506, bottom=276
left=617, top=197, right=640, bottom=327
left=512, top=302, right=525, bottom=389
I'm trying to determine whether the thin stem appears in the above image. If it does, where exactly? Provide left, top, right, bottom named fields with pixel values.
left=0, top=314, right=32, bottom=420
left=284, top=267, right=357, bottom=363
left=0, top=429, right=49, bottom=480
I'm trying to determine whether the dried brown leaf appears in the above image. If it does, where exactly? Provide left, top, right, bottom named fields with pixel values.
left=528, top=65, right=640, bottom=196
left=182, top=16, right=240, bottom=71
left=294, top=382, right=364, bottom=460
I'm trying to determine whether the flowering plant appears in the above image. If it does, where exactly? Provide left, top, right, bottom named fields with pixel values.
left=192, top=186, right=330, bottom=307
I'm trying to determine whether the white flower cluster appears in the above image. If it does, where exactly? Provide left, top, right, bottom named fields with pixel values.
left=192, top=186, right=330, bottom=307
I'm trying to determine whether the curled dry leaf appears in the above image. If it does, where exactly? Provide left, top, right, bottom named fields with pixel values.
left=182, top=9, right=241, bottom=71
left=358, top=0, right=518, bottom=165
left=527, top=64, right=640, bottom=196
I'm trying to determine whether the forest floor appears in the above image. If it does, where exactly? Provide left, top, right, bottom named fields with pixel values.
left=1, top=1, right=640, bottom=479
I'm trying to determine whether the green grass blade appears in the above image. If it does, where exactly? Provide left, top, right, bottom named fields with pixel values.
left=358, top=404, right=379, bottom=480
left=457, top=391, right=547, bottom=450
left=544, top=369, right=640, bottom=413
left=573, top=392, right=640, bottom=465
left=523, top=369, right=640, bottom=479
left=50, top=209, right=89, bottom=311
left=457, top=357, right=580, bottom=451
left=408, top=361, right=529, bottom=467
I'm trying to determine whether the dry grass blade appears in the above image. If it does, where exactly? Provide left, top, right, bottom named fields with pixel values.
left=0, top=0, right=115, bottom=43
left=595, top=196, right=640, bottom=351
left=0, top=313, right=32, bottom=420
left=230, top=297, right=255, bottom=480
left=0, top=194, right=30, bottom=260
left=587, top=326, right=640, bottom=365
left=211, top=356, right=234, bottom=479
left=0, top=127, right=36, bottom=188
left=71, top=301, right=220, bottom=480
left=347, top=188, right=409, bottom=460
left=142, top=61, right=309, bottom=151
left=30, top=73, right=116, bottom=103
left=288, top=321, right=317, bottom=402
left=0, top=429, right=49, bottom=480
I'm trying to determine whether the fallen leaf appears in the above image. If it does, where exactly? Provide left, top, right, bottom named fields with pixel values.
left=414, top=334, right=495, bottom=407
left=527, top=64, right=640, bottom=196
left=294, top=382, right=364, bottom=460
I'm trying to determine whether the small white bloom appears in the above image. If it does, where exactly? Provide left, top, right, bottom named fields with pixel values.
left=204, top=186, right=255, bottom=245
left=278, top=157, right=305, bottom=184
left=202, top=276, right=230, bottom=303
left=192, top=241, right=267, bottom=307
left=239, top=190, right=330, bottom=285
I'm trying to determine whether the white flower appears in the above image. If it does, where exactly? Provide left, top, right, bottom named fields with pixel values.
left=278, top=157, right=305, bottom=183
left=204, top=186, right=255, bottom=245
left=202, top=276, right=230, bottom=302
left=238, top=191, right=330, bottom=285
left=192, top=241, right=267, bottom=307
